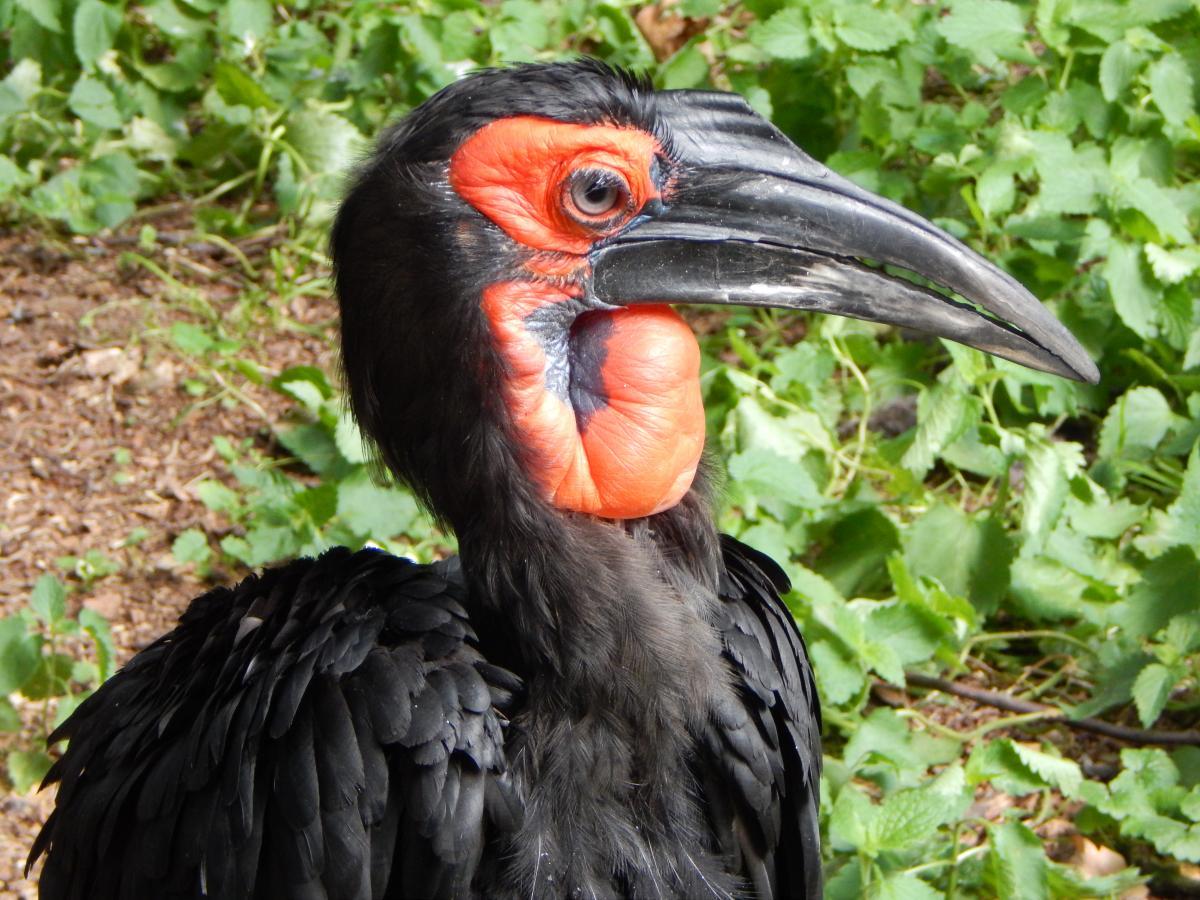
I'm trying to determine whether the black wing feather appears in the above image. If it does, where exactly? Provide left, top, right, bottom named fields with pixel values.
left=31, top=547, right=520, bottom=900
left=703, top=534, right=823, bottom=900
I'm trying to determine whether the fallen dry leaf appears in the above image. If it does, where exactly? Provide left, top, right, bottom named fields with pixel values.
left=1068, top=836, right=1148, bottom=899
left=635, top=1, right=704, bottom=61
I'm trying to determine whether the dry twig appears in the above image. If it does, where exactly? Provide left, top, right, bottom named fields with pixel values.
left=893, top=672, right=1200, bottom=747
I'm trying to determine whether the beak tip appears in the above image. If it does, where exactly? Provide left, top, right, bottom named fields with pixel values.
left=1076, top=357, right=1101, bottom=385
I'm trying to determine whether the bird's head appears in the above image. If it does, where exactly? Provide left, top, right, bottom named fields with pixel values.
left=332, top=60, right=1096, bottom=533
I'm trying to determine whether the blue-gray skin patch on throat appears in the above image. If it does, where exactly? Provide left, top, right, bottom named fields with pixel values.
left=522, top=299, right=613, bottom=432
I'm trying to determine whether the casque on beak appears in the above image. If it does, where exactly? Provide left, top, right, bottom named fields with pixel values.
left=587, top=90, right=1099, bottom=384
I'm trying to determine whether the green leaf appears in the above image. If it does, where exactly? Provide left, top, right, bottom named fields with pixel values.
left=1114, top=177, right=1191, bottom=244
left=830, top=784, right=875, bottom=851
left=271, top=366, right=332, bottom=400
left=977, top=163, right=1015, bottom=220
left=844, top=707, right=959, bottom=779
left=22, top=652, right=76, bottom=699
left=833, top=5, right=912, bottom=52
left=815, top=508, right=900, bottom=597
left=1072, top=651, right=1154, bottom=719
left=866, top=602, right=946, bottom=667
left=1066, top=485, right=1144, bottom=540
left=222, top=524, right=301, bottom=568
left=874, top=874, right=941, bottom=900
left=942, top=424, right=1007, bottom=478
left=1099, top=41, right=1144, bottom=102
left=936, top=0, right=1029, bottom=67
left=213, top=62, right=275, bottom=111
left=658, top=41, right=709, bottom=90
left=968, top=740, right=1048, bottom=795
left=1120, top=547, right=1200, bottom=638
left=30, top=574, right=66, bottom=625
left=1182, top=784, right=1200, bottom=818
left=334, top=410, right=369, bottom=465
left=490, top=0, right=550, bottom=61
left=1139, top=446, right=1200, bottom=554
left=16, top=0, right=62, bottom=32
left=1097, top=386, right=1174, bottom=461
left=1021, top=438, right=1082, bottom=550
left=71, top=659, right=98, bottom=684
left=138, top=43, right=212, bottom=93
left=984, top=822, right=1048, bottom=900
left=439, top=10, right=484, bottom=60
left=68, top=75, right=123, bottom=130
left=196, top=479, right=239, bottom=514
left=1011, top=742, right=1083, bottom=796
left=1132, top=662, right=1176, bottom=727
left=287, top=107, right=365, bottom=173
left=53, top=693, right=88, bottom=728
left=1147, top=54, right=1195, bottom=127
left=3, top=59, right=42, bottom=112
left=8, top=749, right=54, bottom=794
left=296, top=482, right=338, bottom=527
left=809, top=640, right=864, bottom=705
left=278, top=379, right=327, bottom=415
left=1146, top=245, right=1200, bottom=285
left=887, top=554, right=978, bottom=625
left=870, top=766, right=968, bottom=852
left=1103, top=243, right=1160, bottom=340
left=1029, top=133, right=1106, bottom=215
left=336, top=469, right=420, bottom=539
left=738, top=521, right=793, bottom=569
left=901, top=380, right=980, bottom=478
left=1067, top=0, right=1191, bottom=40
left=751, top=9, right=812, bottom=61
left=729, top=448, right=823, bottom=511
left=0, top=697, right=21, bottom=733
left=861, top=637, right=904, bottom=685
left=172, top=528, right=211, bottom=566
left=217, top=0, right=271, bottom=40
left=904, top=506, right=1013, bottom=615
left=0, top=616, right=41, bottom=695
left=277, top=423, right=342, bottom=477
left=142, top=0, right=209, bottom=39
left=732, top=394, right=833, bottom=457
left=169, top=321, right=215, bottom=356
left=73, top=0, right=122, bottom=69
left=78, top=607, right=114, bottom=682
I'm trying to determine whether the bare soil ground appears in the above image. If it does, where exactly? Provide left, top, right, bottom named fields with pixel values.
left=0, top=231, right=336, bottom=896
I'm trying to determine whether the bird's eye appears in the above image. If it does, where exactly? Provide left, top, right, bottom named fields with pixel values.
left=564, top=169, right=630, bottom=223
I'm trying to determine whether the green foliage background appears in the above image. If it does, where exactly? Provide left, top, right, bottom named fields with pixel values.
left=3, top=0, right=1200, bottom=895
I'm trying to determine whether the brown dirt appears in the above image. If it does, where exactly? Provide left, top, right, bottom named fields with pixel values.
left=0, top=230, right=337, bottom=896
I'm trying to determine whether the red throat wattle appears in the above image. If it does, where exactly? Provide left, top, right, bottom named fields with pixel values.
left=450, top=118, right=705, bottom=519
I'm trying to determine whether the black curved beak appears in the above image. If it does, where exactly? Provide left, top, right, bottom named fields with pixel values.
left=586, top=91, right=1099, bottom=384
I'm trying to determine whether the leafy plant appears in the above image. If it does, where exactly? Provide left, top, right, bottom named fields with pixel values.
left=5, top=0, right=1200, bottom=892
left=177, top=365, right=451, bottom=572
left=0, top=576, right=115, bottom=793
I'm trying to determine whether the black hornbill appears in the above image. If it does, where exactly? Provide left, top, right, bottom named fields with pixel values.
left=31, top=60, right=1097, bottom=899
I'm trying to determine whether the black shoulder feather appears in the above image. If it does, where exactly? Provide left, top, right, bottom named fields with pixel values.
left=702, top=534, right=823, bottom=899
left=31, top=547, right=521, bottom=900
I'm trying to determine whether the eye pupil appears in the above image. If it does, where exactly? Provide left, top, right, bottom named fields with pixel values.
left=567, top=169, right=628, bottom=219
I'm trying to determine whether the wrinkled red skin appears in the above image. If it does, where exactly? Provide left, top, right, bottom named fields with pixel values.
left=451, top=118, right=704, bottom=519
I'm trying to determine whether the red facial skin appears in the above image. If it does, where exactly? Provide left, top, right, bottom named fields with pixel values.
left=451, top=117, right=704, bottom=520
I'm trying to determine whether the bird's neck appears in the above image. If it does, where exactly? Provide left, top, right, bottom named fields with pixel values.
left=457, top=475, right=723, bottom=680
left=457, top=479, right=738, bottom=896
